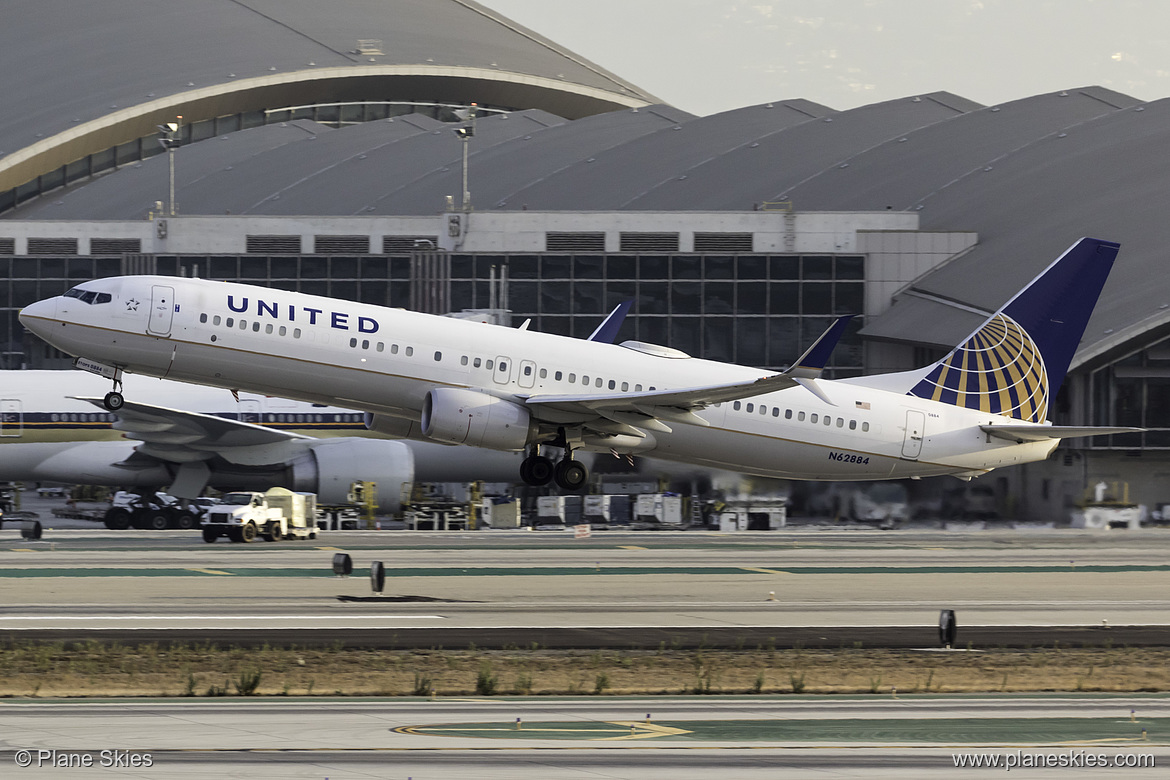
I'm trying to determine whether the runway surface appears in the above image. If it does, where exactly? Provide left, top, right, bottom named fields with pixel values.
left=2, top=526, right=1169, bottom=647
left=1, top=696, right=1166, bottom=778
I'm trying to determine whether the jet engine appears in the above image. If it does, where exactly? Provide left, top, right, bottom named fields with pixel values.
left=421, top=388, right=533, bottom=451
left=288, top=438, right=415, bottom=508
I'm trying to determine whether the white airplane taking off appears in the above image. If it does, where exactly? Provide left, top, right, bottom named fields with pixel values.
left=19, top=237, right=1138, bottom=491
left=0, top=371, right=522, bottom=507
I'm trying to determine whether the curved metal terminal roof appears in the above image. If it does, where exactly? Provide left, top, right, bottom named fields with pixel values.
left=0, top=0, right=657, bottom=203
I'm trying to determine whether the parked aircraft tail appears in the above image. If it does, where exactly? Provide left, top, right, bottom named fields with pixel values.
left=906, top=237, right=1120, bottom=423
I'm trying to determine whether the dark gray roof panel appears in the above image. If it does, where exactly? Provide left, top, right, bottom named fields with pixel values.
left=863, top=98, right=1170, bottom=361
left=495, top=99, right=833, bottom=211
left=0, top=0, right=657, bottom=195
left=626, top=92, right=983, bottom=211
left=375, top=105, right=697, bottom=214
left=781, top=87, right=1140, bottom=212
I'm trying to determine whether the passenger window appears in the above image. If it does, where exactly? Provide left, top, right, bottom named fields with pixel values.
left=391, top=344, right=399, bottom=354
left=499, top=361, right=507, bottom=372
left=746, top=403, right=754, bottom=413
left=555, top=371, right=563, bottom=381
left=199, top=313, right=208, bottom=324
left=595, top=377, right=603, bottom=388
left=252, top=322, right=260, bottom=332
left=810, top=413, right=818, bottom=424
left=524, top=365, right=532, bottom=376
left=582, top=375, right=590, bottom=384
left=785, top=409, right=792, bottom=419
left=486, top=359, right=493, bottom=370
left=406, top=347, right=413, bottom=357
left=349, top=338, right=358, bottom=348
left=434, top=351, right=442, bottom=362
left=608, top=379, right=616, bottom=390
left=540, top=368, right=548, bottom=379
left=376, top=342, right=383, bottom=352
left=461, top=356, right=468, bottom=366
left=266, top=324, right=273, bottom=335
left=239, top=320, right=247, bottom=330
left=824, top=416, right=832, bottom=426
left=798, top=411, right=806, bottom=421
left=213, top=315, right=221, bottom=326
left=734, top=401, right=742, bottom=411
left=635, top=384, right=642, bottom=392
left=362, top=340, right=369, bottom=350
left=849, top=420, right=857, bottom=430
left=862, top=422, right=870, bottom=432
left=279, top=326, right=287, bottom=336
left=293, top=328, right=301, bottom=338
left=473, top=357, right=481, bottom=367
left=621, top=382, right=628, bottom=392
left=773, top=408, right=780, bottom=417
left=226, top=317, right=234, bottom=327
left=568, top=373, right=576, bottom=382
left=836, top=418, right=843, bottom=427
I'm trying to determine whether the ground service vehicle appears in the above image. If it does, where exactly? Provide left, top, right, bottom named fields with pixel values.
left=201, top=488, right=317, bottom=543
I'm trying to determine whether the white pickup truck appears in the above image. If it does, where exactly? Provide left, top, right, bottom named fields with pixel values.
left=201, top=488, right=318, bottom=543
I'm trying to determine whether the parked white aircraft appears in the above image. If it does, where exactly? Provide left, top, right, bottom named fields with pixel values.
left=19, top=238, right=1136, bottom=491
left=0, top=371, right=522, bottom=506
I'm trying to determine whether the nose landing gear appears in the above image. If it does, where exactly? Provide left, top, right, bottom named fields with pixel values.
left=103, top=389, right=125, bottom=411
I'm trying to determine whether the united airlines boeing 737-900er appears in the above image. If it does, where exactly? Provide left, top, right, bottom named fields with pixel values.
left=0, top=370, right=521, bottom=506
left=19, top=237, right=1137, bottom=492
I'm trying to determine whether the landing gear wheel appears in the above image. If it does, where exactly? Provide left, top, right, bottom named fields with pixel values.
left=553, top=459, right=588, bottom=492
left=172, top=511, right=196, bottom=530
left=144, top=511, right=170, bottom=530
left=103, top=391, right=124, bottom=412
left=104, top=508, right=132, bottom=530
left=520, top=455, right=554, bottom=486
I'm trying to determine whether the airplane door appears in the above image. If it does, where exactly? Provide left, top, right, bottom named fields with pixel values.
left=237, top=400, right=261, bottom=425
left=0, top=400, right=22, bottom=438
left=518, top=360, right=537, bottom=389
left=902, top=410, right=926, bottom=459
left=493, top=356, right=512, bottom=385
left=147, top=285, right=175, bottom=336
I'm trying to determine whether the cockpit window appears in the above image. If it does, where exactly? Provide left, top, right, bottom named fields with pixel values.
left=64, top=287, right=112, bottom=305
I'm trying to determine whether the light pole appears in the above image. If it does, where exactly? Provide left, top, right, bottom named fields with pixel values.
left=453, top=103, right=477, bottom=211
left=157, top=116, right=182, bottom=216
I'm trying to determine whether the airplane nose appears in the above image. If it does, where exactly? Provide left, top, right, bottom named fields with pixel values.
left=19, top=297, right=59, bottom=338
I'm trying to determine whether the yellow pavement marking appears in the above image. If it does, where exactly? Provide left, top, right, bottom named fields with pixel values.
left=740, top=566, right=794, bottom=575
left=185, top=568, right=234, bottom=576
left=619, top=545, right=648, bottom=550
left=600, top=722, right=694, bottom=740
left=10, top=548, right=38, bottom=553
left=316, top=546, right=346, bottom=551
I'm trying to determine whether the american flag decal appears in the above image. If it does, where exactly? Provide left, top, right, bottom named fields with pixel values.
left=908, top=313, right=1047, bottom=423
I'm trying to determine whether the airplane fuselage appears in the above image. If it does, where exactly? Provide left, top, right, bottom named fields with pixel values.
left=20, top=276, right=1058, bottom=482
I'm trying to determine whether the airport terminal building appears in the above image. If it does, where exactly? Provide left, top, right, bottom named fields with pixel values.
left=4, top=1, right=1170, bottom=521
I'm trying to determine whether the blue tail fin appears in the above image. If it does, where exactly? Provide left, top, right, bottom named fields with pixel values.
left=907, top=237, right=1120, bottom=422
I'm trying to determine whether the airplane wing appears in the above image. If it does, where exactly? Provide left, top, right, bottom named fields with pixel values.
left=980, top=424, right=1143, bottom=443
left=72, top=396, right=315, bottom=466
left=523, top=316, right=854, bottom=434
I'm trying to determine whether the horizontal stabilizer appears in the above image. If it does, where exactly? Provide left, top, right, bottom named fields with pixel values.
left=981, top=424, right=1142, bottom=443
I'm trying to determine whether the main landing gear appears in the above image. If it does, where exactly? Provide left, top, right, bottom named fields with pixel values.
left=520, top=447, right=588, bottom=492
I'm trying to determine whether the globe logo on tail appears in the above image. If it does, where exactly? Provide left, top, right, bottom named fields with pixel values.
left=909, top=314, right=1048, bottom=423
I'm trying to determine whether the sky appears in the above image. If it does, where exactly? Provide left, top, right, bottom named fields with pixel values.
left=485, top=0, right=1170, bottom=116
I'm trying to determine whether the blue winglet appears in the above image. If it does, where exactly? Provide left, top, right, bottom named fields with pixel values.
left=588, top=299, right=634, bottom=343
left=790, top=315, right=854, bottom=374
